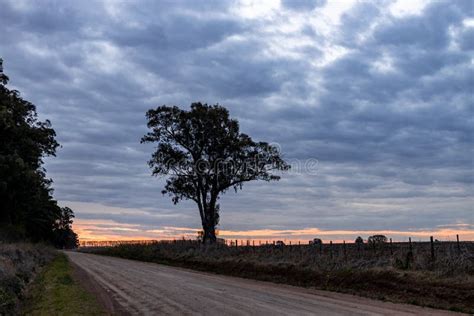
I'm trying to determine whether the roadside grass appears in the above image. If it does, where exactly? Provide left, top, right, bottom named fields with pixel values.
left=84, top=241, right=474, bottom=314
left=21, top=253, right=105, bottom=316
left=0, top=243, right=56, bottom=314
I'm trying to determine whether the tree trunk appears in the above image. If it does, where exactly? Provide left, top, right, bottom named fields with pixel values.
left=202, top=222, right=216, bottom=244
left=200, top=197, right=218, bottom=244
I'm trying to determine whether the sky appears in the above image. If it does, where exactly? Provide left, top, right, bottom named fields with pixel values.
left=1, top=0, right=473, bottom=242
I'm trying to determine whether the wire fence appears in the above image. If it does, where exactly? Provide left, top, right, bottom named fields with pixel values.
left=80, top=235, right=473, bottom=273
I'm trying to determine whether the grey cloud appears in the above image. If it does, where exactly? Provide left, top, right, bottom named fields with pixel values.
left=458, top=27, right=474, bottom=50
left=337, top=2, right=382, bottom=46
left=281, top=0, right=326, bottom=11
left=373, top=1, right=466, bottom=49
left=0, top=0, right=472, bottom=236
left=105, top=11, right=244, bottom=51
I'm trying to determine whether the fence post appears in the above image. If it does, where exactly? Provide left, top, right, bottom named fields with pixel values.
left=330, top=240, right=333, bottom=259
left=456, top=234, right=461, bottom=255
left=389, top=238, right=393, bottom=255
left=430, top=236, right=435, bottom=261
left=343, top=240, right=346, bottom=259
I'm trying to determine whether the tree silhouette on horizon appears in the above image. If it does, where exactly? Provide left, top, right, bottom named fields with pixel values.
left=142, top=103, right=289, bottom=243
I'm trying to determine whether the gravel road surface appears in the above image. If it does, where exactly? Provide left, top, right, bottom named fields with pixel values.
left=66, top=251, right=459, bottom=316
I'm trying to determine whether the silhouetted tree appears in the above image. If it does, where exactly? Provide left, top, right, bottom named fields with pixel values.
left=142, top=103, right=289, bottom=243
left=355, top=236, right=364, bottom=244
left=0, top=58, right=78, bottom=246
left=53, top=207, right=79, bottom=249
left=368, top=235, right=387, bottom=244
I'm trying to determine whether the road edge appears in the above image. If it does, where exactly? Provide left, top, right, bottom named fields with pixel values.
left=69, top=252, right=130, bottom=316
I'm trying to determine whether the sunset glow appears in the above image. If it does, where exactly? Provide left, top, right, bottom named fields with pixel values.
left=74, top=218, right=474, bottom=243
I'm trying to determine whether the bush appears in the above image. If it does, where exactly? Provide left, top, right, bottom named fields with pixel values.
left=368, top=235, right=387, bottom=244
left=310, top=238, right=323, bottom=245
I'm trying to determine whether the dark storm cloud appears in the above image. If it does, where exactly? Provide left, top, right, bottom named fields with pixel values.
left=0, top=0, right=472, bottom=236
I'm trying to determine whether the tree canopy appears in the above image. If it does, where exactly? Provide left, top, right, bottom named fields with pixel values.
left=142, top=103, right=289, bottom=243
left=0, top=58, right=78, bottom=247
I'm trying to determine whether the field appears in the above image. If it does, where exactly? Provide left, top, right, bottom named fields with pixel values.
left=84, top=239, right=474, bottom=313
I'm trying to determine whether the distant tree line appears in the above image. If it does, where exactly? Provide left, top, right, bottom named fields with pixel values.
left=309, top=235, right=388, bottom=245
left=0, top=58, right=78, bottom=248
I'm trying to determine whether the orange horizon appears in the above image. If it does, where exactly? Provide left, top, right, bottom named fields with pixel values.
left=73, top=219, right=474, bottom=243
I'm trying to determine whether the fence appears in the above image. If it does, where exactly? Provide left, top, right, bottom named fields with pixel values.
left=80, top=234, right=472, bottom=262
left=80, top=234, right=473, bottom=275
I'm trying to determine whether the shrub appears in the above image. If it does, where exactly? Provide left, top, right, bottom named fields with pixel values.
left=368, top=235, right=387, bottom=244
left=310, top=238, right=323, bottom=245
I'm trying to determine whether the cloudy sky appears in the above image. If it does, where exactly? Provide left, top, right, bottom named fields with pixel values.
left=1, top=0, right=473, bottom=242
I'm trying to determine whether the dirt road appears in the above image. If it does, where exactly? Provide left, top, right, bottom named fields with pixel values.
left=66, top=252, right=459, bottom=315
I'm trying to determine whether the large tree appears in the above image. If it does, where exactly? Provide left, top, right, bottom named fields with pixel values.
left=0, top=58, right=78, bottom=246
left=142, top=103, right=289, bottom=243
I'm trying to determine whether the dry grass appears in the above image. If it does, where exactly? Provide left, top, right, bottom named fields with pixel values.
left=84, top=240, right=474, bottom=313
left=20, top=253, right=105, bottom=315
left=0, top=243, right=56, bottom=314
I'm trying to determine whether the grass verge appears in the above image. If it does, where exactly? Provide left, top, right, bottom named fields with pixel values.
left=21, top=253, right=105, bottom=315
